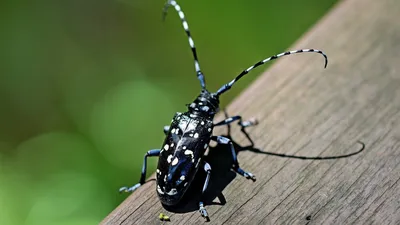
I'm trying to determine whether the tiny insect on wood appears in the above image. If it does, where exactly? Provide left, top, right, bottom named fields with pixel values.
left=119, top=0, right=328, bottom=221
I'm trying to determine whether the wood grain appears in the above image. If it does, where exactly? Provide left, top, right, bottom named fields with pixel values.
left=101, top=0, right=400, bottom=224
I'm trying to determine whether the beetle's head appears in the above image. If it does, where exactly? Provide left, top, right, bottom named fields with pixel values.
left=187, top=90, right=220, bottom=117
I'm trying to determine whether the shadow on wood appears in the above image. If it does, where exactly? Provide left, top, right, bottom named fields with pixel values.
left=157, top=115, right=365, bottom=217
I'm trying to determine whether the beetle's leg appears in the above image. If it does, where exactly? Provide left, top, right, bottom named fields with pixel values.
left=199, top=162, right=211, bottom=221
left=163, top=125, right=170, bottom=135
left=211, top=136, right=256, bottom=181
left=119, top=149, right=160, bottom=193
left=214, top=115, right=258, bottom=128
left=214, top=115, right=258, bottom=146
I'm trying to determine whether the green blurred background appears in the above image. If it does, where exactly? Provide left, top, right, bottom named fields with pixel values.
left=0, top=0, right=337, bottom=224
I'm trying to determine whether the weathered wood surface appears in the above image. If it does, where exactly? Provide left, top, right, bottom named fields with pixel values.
left=101, top=0, right=400, bottom=224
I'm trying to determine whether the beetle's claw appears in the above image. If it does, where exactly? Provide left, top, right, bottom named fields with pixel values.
left=250, top=118, right=259, bottom=126
left=199, top=206, right=210, bottom=222
left=244, top=172, right=256, bottom=182
left=239, top=118, right=259, bottom=128
left=119, top=183, right=141, bottom=193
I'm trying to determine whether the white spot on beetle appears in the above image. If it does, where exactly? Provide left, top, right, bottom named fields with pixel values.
left=177, top=116, right=181, bottom=120
left=167, top=155, right=173, bottom=163
left=180, top=175, right=185, bottom=181
left=175, top=129, right=179, bottom=134
left=201, top=121, right=205, bottom=125
left=171, top=128, right=176, bottom=134
left=184, top=150, right=193, bottom=155
left=157, top=185, right=164, bottom=194
left=248, top=65, right=255, bottom=71
left=171, top=157, right=179, bottom=166
left=184, top=182, right=188, bottom=187
left=188, top=37, right=194, bottom=48
left=189, top=133, right=193, bottom=137
left=195, top=60, right=200, bottom=72
left=184, top=150, right=194, bottom=158
left=204, top=143, right=208, bottom=149
left=182, top=21, right=188, bottom=30
left=194, top=133, right=199, bottom=138
left=183, top=146, right=187, bottom=150
left=187, top=121, right=198, bottom=130
left=166, top=188, right=178, bottom=196
left=156, top=169, right=160, bottom=174
left=202, top=106, right=210, bottom=112
left=190, top=103, right=196, bottom=108
left=208, top=128, right=212, bottom=132
left=171, top=143, right=174, bottom=147
left=164, top=144, right=169, bottom=150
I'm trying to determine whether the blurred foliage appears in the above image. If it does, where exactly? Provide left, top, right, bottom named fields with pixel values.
left=0, top=0, right=337, bottom=224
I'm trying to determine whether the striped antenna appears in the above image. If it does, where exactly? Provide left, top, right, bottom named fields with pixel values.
left=163, top=0, right=206, bottom=89
left=215, top=49, right=328, bottom=96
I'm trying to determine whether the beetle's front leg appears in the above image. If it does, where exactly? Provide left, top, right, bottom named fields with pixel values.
left=211, top=136, right=256, bottom=181
left=119, top=149, right=160, bottom=193
left=199, top=162, right=211, bottom=221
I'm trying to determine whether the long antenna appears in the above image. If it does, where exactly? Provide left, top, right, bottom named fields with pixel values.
left=163, top=0, right=206, bottom=89
left=215, top=49, right=328, bottom=96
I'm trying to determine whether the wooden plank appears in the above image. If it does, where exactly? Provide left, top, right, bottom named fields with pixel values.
left=101, top=0, right=400, bottom=224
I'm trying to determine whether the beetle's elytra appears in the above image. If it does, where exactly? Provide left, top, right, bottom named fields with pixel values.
left=119, top=0, right=328, bottom=221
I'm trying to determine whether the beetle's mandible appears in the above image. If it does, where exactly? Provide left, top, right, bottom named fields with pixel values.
left=119, top=0, right=328, bottom=221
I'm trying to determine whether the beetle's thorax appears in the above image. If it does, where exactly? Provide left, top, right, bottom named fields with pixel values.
left=187, top=90, right=220, bottom=119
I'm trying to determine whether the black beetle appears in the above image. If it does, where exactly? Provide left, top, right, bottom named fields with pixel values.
left=119, top=0, right=328, bottom=220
